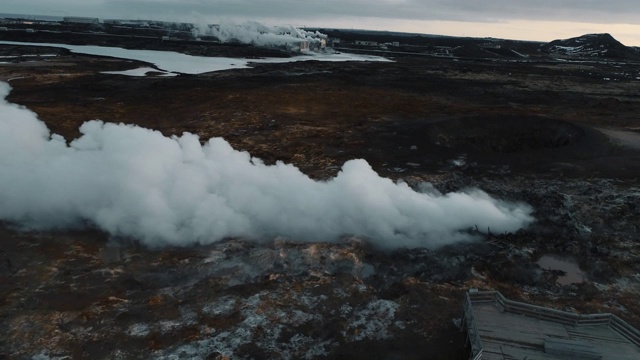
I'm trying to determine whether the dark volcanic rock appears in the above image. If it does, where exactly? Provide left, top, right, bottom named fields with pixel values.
left=0, top=232, right=473, bottom=359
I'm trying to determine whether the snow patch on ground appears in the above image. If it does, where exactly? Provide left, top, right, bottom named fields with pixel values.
left=128, top=323, right=150, bottom=337
left=156, top=291, right=332, bottom=359
left=345, top=299, right=400, bottom=341
left=202, top=295, right=237, bottom=316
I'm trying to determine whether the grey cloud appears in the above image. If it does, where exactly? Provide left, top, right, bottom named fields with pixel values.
left=3, top=0, right=640, bottom=25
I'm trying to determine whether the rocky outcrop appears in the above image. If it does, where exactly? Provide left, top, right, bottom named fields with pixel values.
left=544, top=33, right=637, bottom=59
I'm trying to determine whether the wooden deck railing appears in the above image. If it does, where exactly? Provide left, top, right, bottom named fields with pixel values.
left=463, top=290, right=640, bottom=359
left=610, top=315, right=640, bottom=346
left=463, top=292, right=484, bottom=360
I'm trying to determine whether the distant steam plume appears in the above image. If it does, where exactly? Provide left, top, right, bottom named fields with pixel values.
left=194, top=20, right=327, bottom=48
left=0, top=83, right=533, bottom=248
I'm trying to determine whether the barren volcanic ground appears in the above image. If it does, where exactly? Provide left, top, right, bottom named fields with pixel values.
left=1, top=45, right=640, bottom=359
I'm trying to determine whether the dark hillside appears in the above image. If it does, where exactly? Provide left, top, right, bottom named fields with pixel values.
left=543, top=33, right=638, bottom=59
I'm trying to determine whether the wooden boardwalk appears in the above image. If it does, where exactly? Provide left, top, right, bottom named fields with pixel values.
left=463, top=290, right=640, bottom=360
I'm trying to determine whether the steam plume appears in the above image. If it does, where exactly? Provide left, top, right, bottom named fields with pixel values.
left=0, top=83, right=533, bottom=248
left=194, top=20, right=327, bottom=48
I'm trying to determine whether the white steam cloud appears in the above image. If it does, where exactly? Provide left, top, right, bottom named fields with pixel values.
left=194, top=20, right=327, bottom=48
left=0, top=83, right=533, bottom=249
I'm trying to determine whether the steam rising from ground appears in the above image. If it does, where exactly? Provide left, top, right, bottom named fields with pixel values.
left=194, top=21, right=327, bottom=48
left=0, top=83, right=533, bottom=248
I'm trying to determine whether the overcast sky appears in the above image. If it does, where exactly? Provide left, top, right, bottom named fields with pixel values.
left=4, top=0, right=640, bottom=45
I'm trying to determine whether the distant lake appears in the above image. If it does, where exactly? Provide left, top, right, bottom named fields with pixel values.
left=0, top=40, right=390, bottom=75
